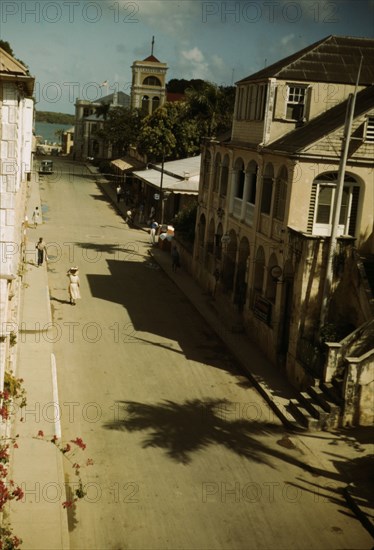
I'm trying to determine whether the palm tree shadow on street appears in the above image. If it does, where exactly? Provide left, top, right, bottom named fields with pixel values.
left=103, top=397, right=316, bottom=471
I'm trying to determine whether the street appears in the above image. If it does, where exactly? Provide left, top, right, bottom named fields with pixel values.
left=36, top=158, right=372, bottom=550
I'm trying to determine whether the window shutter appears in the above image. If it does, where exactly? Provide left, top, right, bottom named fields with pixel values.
left=307, top=182, right=317, bottom=233
left=348, top=186, right=360, bottom=236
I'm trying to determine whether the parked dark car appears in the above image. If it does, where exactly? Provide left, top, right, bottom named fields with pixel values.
left=38, top=160, right=54, bottom=174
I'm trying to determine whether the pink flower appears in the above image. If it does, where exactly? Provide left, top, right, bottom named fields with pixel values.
left=71, top=437, right=86, bottom=450
left=12, top=486, right=24, bottom=500
left=62, top=500, right=74, bottom=508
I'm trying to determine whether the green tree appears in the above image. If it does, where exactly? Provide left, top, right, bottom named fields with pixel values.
left=137, top=102, right=201, bottom=162
left=0, top=40, right=14, bottom=56
left=97, top=106, right=142, bottom=157
left=137, top=105, right=177, bottom=161
left=0, top=40, right=29, bottom=71
left=185, top=82, right=234, bottom=137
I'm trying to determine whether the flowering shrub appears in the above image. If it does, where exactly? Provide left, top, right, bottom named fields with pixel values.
left=36, top=431, right=93, bottom=507
left=0, top=372, right=26, bottom=549
left=1, top=376, right=94, bottom=548
left=0, top=372, right=27, bottom=422
left=0, top=441, right=24, bottom=550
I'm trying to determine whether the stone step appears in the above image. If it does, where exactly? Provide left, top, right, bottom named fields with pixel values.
left=298, top=392, right=329, bottom=423
left=307, top=386, right=337, bottom=413
left=320, top=381, right=344, bottom=407
left=289, top=399, right=320, bottom=430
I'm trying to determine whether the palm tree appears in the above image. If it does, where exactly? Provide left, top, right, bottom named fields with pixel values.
left=185, top=82, right=223, bottom=137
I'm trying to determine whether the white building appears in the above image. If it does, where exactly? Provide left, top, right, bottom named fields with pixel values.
left=0, top=47, right=35, bottom=390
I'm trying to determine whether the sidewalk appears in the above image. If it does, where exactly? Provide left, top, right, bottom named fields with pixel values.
left=10, top=175, right=69, bottom=549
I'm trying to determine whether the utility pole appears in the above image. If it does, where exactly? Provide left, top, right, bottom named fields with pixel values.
left=319, top=56, right=363, bottom=331
left=160, top=151, right=165, bottom=224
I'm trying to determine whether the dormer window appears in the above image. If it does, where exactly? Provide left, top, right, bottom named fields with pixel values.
left=286, top=84, right=308, bottom=121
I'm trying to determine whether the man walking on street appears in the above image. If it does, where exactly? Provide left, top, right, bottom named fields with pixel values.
left=149, top=220, right=159, bottom=245
left=36, top=237, right=46, bottom=267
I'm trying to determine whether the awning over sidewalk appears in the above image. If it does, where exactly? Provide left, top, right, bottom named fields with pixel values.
left=110, top=157, right=145, bottom=172
left=133, top=155, right=200, bottom=195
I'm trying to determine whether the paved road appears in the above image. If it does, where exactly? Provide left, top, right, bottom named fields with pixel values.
left=38, top=158, right=372, bottom=550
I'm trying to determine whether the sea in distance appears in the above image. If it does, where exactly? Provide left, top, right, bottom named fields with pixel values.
left=35, top=122, right=72, bottom=144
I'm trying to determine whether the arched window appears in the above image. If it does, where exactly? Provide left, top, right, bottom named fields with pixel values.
left=261, top=163, right=274, bottom=215
left=141, top=95, right=150, bottom=115
left=143, top=76, right=161, bottom=86
left=309, top=171, right=360, bottom=237
left=215, top=223, right=223, bottom=259
left=220, top=155, right=229, bottom=197
left=274, top=166, right=288, bottom=221
left=152, top=96, right=160, bottom=111
left=234, top=158, right=245, bottom=199
left=247, top=160, right=258, bottom=205
left=198, top=213, right=206, bottom=244
left=266, top=253, right=278, bottom=302
left=254, top=246, right=265, bottom=292
left=207, top=218, right=215, bottom=253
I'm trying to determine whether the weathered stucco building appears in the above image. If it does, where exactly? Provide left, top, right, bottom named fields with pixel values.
left=130, top=53, right=168, bottom=115
left=0, top=47, right=35, bottom=392
left=193, top=36, right=374, bottom=427
left=74, top=91, right=130, bottom=160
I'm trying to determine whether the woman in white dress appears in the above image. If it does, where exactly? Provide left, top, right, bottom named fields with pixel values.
left=67, top=267, right=81, bottom=305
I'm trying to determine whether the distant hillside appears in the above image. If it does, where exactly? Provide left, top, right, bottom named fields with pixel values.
left=35, top=111, right=75, bottom=124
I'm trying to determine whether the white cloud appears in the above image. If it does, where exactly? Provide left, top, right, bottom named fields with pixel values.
left=181, top=47, right=204, bottom=64
left=281, top=34, right=296, bottom=46
left=176, top=48, right=229, bottom=84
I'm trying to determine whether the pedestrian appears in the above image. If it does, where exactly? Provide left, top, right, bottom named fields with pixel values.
left=149, top=205, right=155, bottom=220
left=32, top=207, right=40, bottom=228
left=149, top=219, right=159, bottom=245
left=126, top=209, right=133, bottom=226
left=171, top=245, right=180, bottom=273
left=116, top=184, right=122, bottom=203
left=67, top=267, right=81, bottom=305
left=35, top=237, right=46, bottom=267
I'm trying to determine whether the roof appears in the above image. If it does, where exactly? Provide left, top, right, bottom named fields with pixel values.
left=0, top=47, right=34, bottom=95
left=166, top=92, right=185, bottom=103
left=143, top=55, right=161, bottom=63
left=133, top=155, right=201, bottom=195
left=99, top=91, right=130, bottom=107
left=110, top=156, right=145, bottom=172
left=238, top=36, right=374, bottom=86
left=0, top=47, right=29, bottom=75
left=266, top=84, right=374, bottom=154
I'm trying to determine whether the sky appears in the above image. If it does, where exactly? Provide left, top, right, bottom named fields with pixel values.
left=2, top=0, right=374, bottom=114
